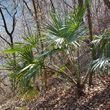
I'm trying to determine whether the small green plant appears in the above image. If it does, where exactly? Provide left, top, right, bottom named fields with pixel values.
left=41, top=0, right=89, bottom=96
left=2, top=0, right=90, bottom=97
left=90, top=31, right=110, bottom=73
left=2, top=35, right=42, bottom=99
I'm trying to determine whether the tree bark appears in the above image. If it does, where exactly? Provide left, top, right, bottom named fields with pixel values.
left=103, top=0, right=110, bottom=9
left=50, top=0, right=55, bottom=13
left=32, top=0, right=41, bottom=36
left=0, top=7, right=17, bottom=48
left=78, top=0, right=83, bottom=10
left=76, top=0, right=84, bottom=88
left=87, top=1, right=94, bottom=86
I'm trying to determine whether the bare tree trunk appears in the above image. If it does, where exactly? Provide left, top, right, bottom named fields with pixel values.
left=31, top=0, right=44, bottom=55
left=50, top=0, right=55, bottom=13
left=0, top=7, right=17, bottom=52
left=22, top=3, right=31, bottom=35
left=0, top=3, right=17, bottom=94
left=72, top=0, right=76, bottom=13
left=32, top=0, right=41, bottom=36
left=78, top=0, right=83, bottom=10
left=76, top=0, right=83, bottom=88
left=87, top=1, right=94, bottom=86
left=103, top=0, right=110, bottom=9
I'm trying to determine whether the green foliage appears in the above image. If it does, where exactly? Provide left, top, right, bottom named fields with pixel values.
left=41, top=2, right=89, bottom=89
left=2, top=1, right=89, bottom=97
left=44, top=6, right=87, bottom=48
left=2, top=35, right=42, bottom=99
left=90, top=32, right=110, bottom=73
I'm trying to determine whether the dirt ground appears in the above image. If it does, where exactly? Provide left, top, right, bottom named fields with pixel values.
left=1, top=75, right=110, bottom=110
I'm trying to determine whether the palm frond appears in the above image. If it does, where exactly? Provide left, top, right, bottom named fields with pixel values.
left=92, top=57, right=110, bottom=72
left=43, top=3, right=87, bottom=49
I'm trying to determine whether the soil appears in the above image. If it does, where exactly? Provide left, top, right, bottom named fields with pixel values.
left=1, top=74, right=110, bottom=110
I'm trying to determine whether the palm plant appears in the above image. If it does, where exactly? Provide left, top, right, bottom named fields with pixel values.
left=2, top=0, right=90, bottom=97
left=2, top=35, right=42, bottom=99
left=90, top=31, right=110, bottom=73
left=40, top=0, right=89, bottom=96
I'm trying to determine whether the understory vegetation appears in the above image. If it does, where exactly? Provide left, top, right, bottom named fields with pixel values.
left=0, top=0, right=110, bottom=109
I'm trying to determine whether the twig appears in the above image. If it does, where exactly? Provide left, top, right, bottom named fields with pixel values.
left=0, top=35, right=11, bottom=46
left=63, top=0, right=73, bottom=9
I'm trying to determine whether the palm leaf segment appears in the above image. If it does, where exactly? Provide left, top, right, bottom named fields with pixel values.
left=44, top=1, right=88, bottom=48
left=2, top=35, right=42, bottom=93
left=91, top=32, right=110, bottom=72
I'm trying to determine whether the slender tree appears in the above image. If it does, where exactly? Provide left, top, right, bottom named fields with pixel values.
left=103, top=0, right=110, bottom=9
left=50, top=0, right=55, bottom=13
left=0, top=6, right=17, bottom=49
left=78, top=0, right=83, bottom=10
left=87, top=0, right=94, bottom=86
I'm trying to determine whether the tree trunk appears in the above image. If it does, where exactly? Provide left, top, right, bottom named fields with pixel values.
left=103, top=0, right=110, bottom=9
left=50, top=0, right=55, bottom=13
left=78, top=0, right=83, bottom=10
left=76, top=84, right=85, bottom=97
left=87, top=1, right=94, bottom=86
left=32, top=0, right=41, bottom=36
left=76, top=0, right=83, bottom=87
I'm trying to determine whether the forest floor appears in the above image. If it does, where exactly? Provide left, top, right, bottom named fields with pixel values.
left=0, top=74, right=110, bottom=110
